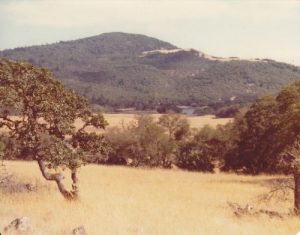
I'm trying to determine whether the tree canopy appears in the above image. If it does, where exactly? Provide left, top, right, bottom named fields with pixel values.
left=223, top=81, right=300, bottom=174
left=0, top=58, right=108, bottom=199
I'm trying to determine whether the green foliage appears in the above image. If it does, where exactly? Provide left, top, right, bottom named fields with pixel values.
left=177, top=124, right=234, bottom=172
left=0, top=58, right=108, bottom=170
left=225, top=97, right=280, bottom=173
left=105, top=114, right=218, bottom=172
left=105, top=115, right=176, bottom=167
left=176, top=146, right=214, bottom=172
left=223, top=81, right=300, bottom=174
left=177, top=127, right=215, bottom=172
left=158, top=113, right=190, bottom=141
left=1, top=33, right=300, bottom=111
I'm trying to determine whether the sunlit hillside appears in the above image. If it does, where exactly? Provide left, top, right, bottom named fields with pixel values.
left=2, top=32, right=300, bottom=111
left=0, top=161, right=299, bottom=235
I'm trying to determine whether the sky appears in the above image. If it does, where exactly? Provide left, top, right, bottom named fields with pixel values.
left=0, top=0, right=300, bottom=65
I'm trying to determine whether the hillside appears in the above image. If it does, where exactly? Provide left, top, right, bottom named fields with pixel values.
left=1, top=32, right=300, bottom=111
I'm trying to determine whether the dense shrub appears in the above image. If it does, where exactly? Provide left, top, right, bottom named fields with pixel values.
left=177, top=143, right=214, bottom=172
left=176, top=124, right=234, bottom=172
left=105, top=114, right=218, bottom=172
left=105, top=115, right=177, bottom=168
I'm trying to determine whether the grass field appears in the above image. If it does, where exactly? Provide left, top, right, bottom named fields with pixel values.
left=104, top=114, right=232, bottom=129
left=1, top=161, right=299, bottom=235
left=4, top=114, right=231, bottom=134
left=73, top=114, right=232, bottom=134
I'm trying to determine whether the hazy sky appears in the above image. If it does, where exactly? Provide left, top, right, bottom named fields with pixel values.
left=1, top=0, right=300, bottom=65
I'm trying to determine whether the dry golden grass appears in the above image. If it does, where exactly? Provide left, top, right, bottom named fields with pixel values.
left=102, top=114, right=232, bottom=129
left=1, top=161, right=299, bottom=235
left=2, top=114, right=231, bottom=134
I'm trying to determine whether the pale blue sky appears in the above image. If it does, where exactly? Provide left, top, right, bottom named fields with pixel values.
left=1, top=0, right=300, bottom=65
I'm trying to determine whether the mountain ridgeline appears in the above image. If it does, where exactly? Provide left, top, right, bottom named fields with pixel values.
left=1, top=32, right=300, bottom=112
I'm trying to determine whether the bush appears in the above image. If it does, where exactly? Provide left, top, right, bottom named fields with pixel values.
left=177, top=143, right=214, bottom=172
left=158, top=113, right=190, bottom=141
left=177, top=124, right=236, bottom=172
left=104, top=114, right=224, bottom=172
left=105, top=115, right=177, bottom=168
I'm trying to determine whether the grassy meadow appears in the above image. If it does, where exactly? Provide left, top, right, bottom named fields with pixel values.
left=0, top=161, right=299, bottom=235
left=73, top=114, right=232, bottom=134
left=87, top=114, right=232, bottom=130
left=1, top=114, right=299, bottom=235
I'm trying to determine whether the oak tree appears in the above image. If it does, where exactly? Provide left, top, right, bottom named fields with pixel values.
left=223, top=81, right=300, bottom=214
left=0, top=58, right=108, bottom=200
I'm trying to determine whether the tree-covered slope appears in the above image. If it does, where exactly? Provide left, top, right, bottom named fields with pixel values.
left=1, top=32, right=300, bottom=110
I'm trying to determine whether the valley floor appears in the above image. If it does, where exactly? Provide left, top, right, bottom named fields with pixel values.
left=102, top=114, right=231, bottom=129
left=0, top=161, right=299, bottom=235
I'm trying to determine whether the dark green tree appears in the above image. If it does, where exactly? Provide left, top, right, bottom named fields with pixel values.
left=273, top=82, right=300, bottom=213
left=223, top=96, right=280, bottom=173
left=0, top=58, right=108, bottom=200
left=223, top=81, right=300, bottom=213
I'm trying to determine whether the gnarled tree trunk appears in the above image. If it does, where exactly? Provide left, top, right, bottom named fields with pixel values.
left=294, top=163, right=300, bottom=214
left=37, top=160, right=79, bottom=200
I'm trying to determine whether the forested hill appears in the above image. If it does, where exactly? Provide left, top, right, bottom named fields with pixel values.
left=1, top=32, right=300, bottom=111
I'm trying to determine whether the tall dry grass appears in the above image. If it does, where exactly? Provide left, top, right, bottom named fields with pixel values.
left=1, top=161, right=299, bottom=235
